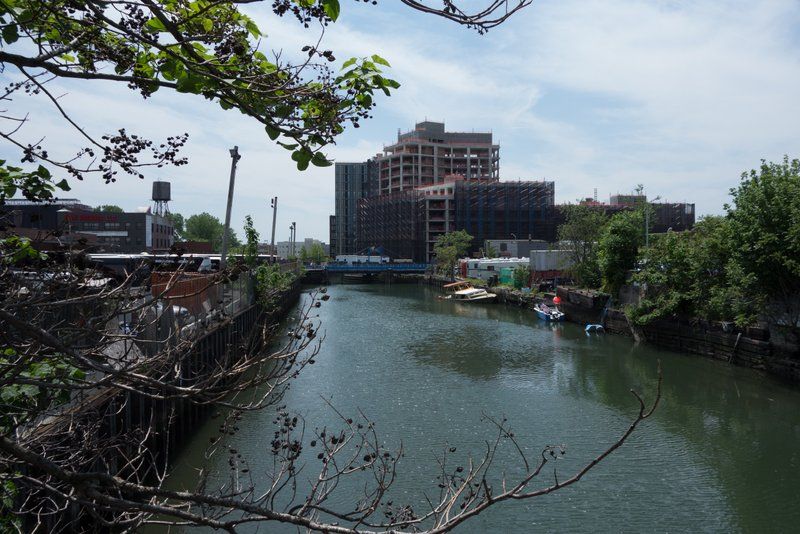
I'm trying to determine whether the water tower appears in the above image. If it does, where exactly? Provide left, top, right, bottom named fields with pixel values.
left=152, top=181, right=171, bottom=216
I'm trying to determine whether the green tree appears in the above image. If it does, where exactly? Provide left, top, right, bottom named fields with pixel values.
left=433, top=230, right=473, bottom=278
left=726, top=156, right=800, bottom=335
left=242, top=215, right=260, bottom=268
left=184, top=212, right=239, bottom=252
left=557, top=205, right=609, bottom=288
left=596, top=210, right=645, bottom=296
left=299, top=246, right=309, bottom=263
left=512, top=264, right=531, bottom=289
left=304, top=242, right=327, bottom=264
left=630, top=216, right=751, bottom=325
left=93, top=205, right=124, bottom=213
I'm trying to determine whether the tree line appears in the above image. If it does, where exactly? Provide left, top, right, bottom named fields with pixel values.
left=558, top=157, right=800, bottom=339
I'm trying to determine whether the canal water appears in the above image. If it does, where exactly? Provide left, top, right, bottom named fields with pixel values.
left=166, top=284, right=800, bottom=532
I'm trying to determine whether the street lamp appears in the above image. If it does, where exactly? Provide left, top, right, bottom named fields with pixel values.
left=269, top=196, right=278, bottom=262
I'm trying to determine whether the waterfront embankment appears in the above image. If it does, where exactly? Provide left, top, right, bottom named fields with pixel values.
left=419, top=274, right=800, bottom=383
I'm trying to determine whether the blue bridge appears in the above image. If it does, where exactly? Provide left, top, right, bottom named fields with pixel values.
left=323, top=263, right=430, bottom=274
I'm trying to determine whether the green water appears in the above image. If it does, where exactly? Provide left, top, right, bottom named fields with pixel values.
left=165, top=284, right=800, bottom=532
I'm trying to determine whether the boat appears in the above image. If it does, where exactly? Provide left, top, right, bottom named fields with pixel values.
left=534, top=303, right=565, bottom=322
left=441, top=281, right=497, bottom=303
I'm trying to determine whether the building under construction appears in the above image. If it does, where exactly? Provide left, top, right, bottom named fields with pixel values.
left=454, top=181, right=557, bottom=252
left=358, top=191, right=426, bottom=261
left=376, top=121, right=499, bottom=194
left=357, top=179, right=556, bottom=263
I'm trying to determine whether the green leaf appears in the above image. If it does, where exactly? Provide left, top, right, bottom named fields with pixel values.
left=2, top=23, right=18, bottom=44
left=265, top=124, right=280, bottom=141
left=145, top=17, right=166, bottom=32
left=55, top=179, right=71, bottom=191
left=245, top=19, right=261, bottom=38
left=36, top=165, right=51, bottom=178
left=311, top=152, right=332, bottom=167
left=341, top=57, right=357, bottom=69
left=176, top=72, right=204, bottom=93
left=371, top=54, right=390, bottom=67
left=322, top=0, right=340, bottom=22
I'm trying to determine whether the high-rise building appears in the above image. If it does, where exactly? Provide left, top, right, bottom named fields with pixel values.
left=340, top=121, right=562, bottom=263
left=376, top=121, right=499, bottom=194
left=333, top=161, right=377, bottom=256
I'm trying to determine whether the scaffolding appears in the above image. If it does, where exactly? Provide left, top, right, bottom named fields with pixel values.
left=357, top=191, right=426, bottom=262
left=453, top=181, right=557, bottom=250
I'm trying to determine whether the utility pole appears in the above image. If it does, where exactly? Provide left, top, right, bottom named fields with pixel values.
left=291, top=221, right=296, bottom=257
left=269, top=196, right=278, bottom=263
left=220, top=146, right=241, bottom=270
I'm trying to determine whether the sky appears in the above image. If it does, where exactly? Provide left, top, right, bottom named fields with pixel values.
left=3, top=0, right=800, bottom=243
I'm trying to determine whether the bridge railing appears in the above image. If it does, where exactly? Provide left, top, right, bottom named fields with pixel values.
left=324, top=263, right=430, bottom=272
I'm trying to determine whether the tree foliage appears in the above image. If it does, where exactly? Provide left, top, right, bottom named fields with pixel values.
left=557, top=205, right=608, bottom=288
left=300, top=241, right=327, bottom=264
left=629, top=216, right=754, bottom=326
left=242, top=214, right=260, bottom=267
left=629, top=156, right=800, bottom=330
left=0, top=0, right=404, bottom=182
left=433, top=230, right=472, bottom=277
left=184, top=211, right=239, bottom=252
left=166, top=211, right=185, bottom=240
left=0, top=0, right=534, bottom=203
left=0, top=161, right=69, bottom=204
left=726, top=157, right=800, bottom=328
left=512, top=264, right=530, bottom=289
left=597, top=209, right=644, bottom=296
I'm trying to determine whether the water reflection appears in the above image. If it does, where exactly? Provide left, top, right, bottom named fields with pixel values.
left=166, top=283, right=800, bottom=533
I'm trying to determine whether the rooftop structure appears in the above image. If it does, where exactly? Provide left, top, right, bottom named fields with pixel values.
left=376, top=121, right=499, bottom=195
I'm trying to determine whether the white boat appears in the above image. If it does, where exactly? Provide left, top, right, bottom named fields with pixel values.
left=441, top=281, right=497, bottom=303
left=534, top=303, right=565, bottom=321
left=451, top=287, right=497, bottom=302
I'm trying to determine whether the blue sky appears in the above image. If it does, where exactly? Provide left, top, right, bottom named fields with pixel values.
left=3, top=0, right=800, bottom=242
